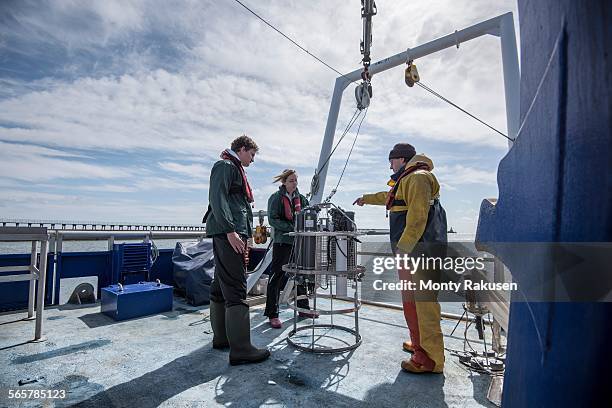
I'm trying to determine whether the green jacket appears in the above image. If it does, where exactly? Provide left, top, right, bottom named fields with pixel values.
left=205, top=159, right=253, bottom=238
left=267, top=187, right=309, bottom=245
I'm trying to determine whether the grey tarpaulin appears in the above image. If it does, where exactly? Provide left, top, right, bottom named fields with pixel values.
left=172, top=240, right=214, bottom=306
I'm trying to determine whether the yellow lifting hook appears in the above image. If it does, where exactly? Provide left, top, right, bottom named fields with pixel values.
left=405, top=60, right=420, bottom=87
left=254, top=225, right=268, bottom=244
left=253, top=210, right=269, bottom=244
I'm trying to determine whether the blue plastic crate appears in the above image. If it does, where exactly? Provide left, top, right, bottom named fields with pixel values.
left=101, top=281, right=173, bottom=321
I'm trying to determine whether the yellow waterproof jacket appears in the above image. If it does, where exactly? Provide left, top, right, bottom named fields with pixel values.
left=362, top=154, right=441, bottom=253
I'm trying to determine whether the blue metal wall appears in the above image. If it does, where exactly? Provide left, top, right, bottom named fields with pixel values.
left=0, top=245, right=265, bottom=311
left=476, top=1, right=611, bottom=406
left=0, top=249, right=176, bottom=311
left=0, top=253, right=54, bottom=311
left=56, top=252, right=111, bottom=301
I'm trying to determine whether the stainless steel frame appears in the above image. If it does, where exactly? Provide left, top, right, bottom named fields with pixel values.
left=283, top=231, right=364, bottom=353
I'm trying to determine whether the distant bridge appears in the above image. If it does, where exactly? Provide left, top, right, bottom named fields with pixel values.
left=0, top=219, right=400, bottom=235
left=0, top=218, right=206, bottom=232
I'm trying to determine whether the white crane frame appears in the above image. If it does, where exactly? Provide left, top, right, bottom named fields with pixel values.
left=310, top=12, right=520, bottom=204
left=248, top=12, right=520, bottom=294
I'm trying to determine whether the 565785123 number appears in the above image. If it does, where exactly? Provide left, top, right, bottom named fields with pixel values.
left=6, top=389, right=66, bottom=399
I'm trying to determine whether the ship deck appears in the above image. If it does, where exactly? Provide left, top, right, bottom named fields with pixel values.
left=0, top=297, right=497, bottom=407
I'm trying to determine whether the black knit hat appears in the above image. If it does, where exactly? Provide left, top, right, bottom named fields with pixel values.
left=388, top=143, right=416, bottom=161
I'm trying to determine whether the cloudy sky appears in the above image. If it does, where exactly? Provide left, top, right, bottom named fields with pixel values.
left=0, top=0, right=518, bottom=232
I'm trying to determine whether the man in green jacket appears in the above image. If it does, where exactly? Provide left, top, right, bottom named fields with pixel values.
left=204, top=134, right=270, bottom=365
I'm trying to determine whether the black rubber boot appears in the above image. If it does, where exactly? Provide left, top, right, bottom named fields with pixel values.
left=226, top=305, right=270, bottom=365
left=210, top=301, right=229, bottom=350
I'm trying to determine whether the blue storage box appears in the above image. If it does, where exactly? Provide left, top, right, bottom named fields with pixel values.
left=101, top=281, right=173, bottom=321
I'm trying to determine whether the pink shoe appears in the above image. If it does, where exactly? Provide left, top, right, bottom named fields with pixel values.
left=269, top=317, right=282, bottom=329
left=298, top=310, right=320, bottom=319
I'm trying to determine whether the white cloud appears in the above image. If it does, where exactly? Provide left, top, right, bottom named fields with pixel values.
left=132, top=176, right=208, bottom=192
left=0, top=189, right=77, bottom=205
left=0, top=0, right=517, bottom=227
left=0, top=0, right=516, bottom=154
left=436, top=164, right=497, bottom=187
left=0, top=142, right=134, bottom=182
left=158, top=161, right=209, bottom=179
left=0, top=141, right=86, bottom=159
left=0, top=71, right=330, bottom=165
left=75, top=184, right=139, bottom=193
left=0, top=188, right=205, bottom=224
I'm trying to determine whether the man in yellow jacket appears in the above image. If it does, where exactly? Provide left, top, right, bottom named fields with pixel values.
left=354, top=143, right=447, bottom=373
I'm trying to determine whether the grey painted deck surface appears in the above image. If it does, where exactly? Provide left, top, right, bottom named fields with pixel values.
left=0, top=298, right=496, bottom=407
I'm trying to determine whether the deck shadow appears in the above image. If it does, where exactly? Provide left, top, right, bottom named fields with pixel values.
left=0, top=317, right=34, bottom=326
left=11, top=339, right=112, bottom=364
left=0, top=340, right=33, bottom=351
left=78, top=312, right=157, bottom=328
left=69, top=342, right=229, bottom=407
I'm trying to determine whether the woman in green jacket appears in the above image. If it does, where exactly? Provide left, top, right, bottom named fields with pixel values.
left=264, top=169, right=315, bottom=328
